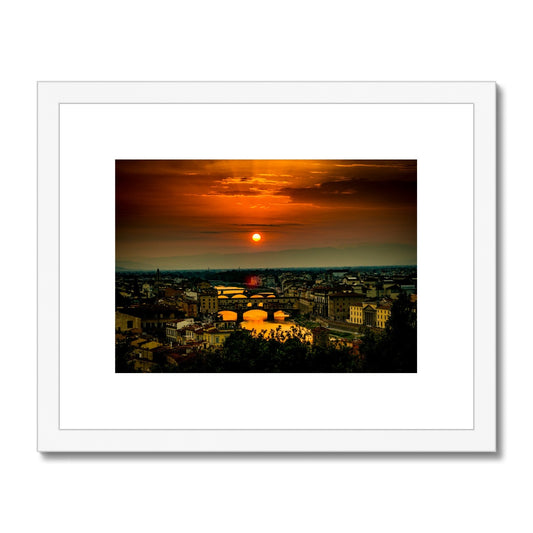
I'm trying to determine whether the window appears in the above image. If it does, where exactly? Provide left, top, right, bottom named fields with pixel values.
left=127, top=320, right=133, bottom=329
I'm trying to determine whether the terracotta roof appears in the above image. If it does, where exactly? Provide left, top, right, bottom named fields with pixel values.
left=131, top=338, right=148, bottom=347
left=329, top=292, right=365, bottom=298
left=141, top=341, right=162, bottom=350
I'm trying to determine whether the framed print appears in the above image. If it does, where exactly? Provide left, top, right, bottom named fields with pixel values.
left=37, top=81, right=496, bottom=452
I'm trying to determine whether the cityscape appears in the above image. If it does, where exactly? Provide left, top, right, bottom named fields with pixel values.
left=116, top=160, right=417, bottom=372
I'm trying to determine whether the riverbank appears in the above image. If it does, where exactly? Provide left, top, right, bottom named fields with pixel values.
left=294, top=315, right=360, bottom=340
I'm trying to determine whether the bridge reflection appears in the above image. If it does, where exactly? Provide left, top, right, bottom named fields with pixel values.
left=219, top=309, right=289, bottom=322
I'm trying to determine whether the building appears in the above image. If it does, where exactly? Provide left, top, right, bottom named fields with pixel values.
left=115, top=311, right=142, bottom=332
left=376, top=302, right=392, bottom=328
left=400, top=284, right=416, bottom=295
left=202, top=327, right=232, bottom=347
left=327, top=292, right=366, bottom=321
left=199, top=288, right=219, bottom=315
left=312, top=286, right=333, bottom=317
left=331, top=271, right=348, bottom=280
left=141, top=283, right=153, bottom=298
left=164, top=287, right=181, bottom=299
left=138, top=340, right=163, bottom=359
left=349, top=301, right=392, bottom=329
left=349, top=303, right=364, bottom=325
left=127, top=339, right=164, bottom=371
left=182, top=297, right=198, bottom=318
left=121, top=305, right=183, bottom=332
left=298, top=296, right=314, bottom=316
left=166, top=318, right=195, bottom=342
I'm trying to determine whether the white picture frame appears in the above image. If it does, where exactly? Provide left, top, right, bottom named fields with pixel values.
left=37, top=81, right=496, bottom=452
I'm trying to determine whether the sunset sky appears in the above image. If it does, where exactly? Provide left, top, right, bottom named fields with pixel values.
left=116, top=160, right=416, bottom=270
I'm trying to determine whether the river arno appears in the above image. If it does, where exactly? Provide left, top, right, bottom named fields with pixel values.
left=218, top=309, right=312, bottom=342
left=215, top=285, right=312, bottom=341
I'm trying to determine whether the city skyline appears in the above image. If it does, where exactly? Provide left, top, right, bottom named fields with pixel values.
left=116, top=159, right=416, bottom=270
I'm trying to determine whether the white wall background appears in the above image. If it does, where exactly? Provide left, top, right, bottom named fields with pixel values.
left=0, top=1, right=525, bottom=532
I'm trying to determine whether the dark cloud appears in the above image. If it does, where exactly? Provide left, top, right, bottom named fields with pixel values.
left=205, top=189, right=266, bottom=197
left=231, top=223, right=304, bottom=228
left=277, top=177, right=416, bottom=207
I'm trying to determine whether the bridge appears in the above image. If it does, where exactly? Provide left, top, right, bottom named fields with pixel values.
left=217, top=293, right=300, bottom=321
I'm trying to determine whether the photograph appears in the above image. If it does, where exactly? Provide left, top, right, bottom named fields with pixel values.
left=115, top=159, right=417, bottom=373
left=37, top=81, right=494, bottom=452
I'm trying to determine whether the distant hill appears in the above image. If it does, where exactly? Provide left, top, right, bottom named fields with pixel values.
left=116, top=243, right=416, bottom=271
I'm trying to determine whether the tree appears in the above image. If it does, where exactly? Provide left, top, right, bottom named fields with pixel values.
left=167, top=328, right=362, bottom=373
left=115, top=342, right=135, bottom=372
left=360, top=292, right=417, bottom=372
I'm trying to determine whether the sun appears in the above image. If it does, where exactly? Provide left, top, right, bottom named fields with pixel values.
left=252, top=233, right=262, bottom=243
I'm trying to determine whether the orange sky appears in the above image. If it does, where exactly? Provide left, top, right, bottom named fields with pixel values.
left=116, top=160, right=416, bottom=269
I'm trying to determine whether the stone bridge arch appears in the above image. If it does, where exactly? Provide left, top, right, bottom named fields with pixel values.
left=217, top=293, right=299, bottom=322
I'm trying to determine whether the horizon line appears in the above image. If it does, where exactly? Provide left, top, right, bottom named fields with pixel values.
left=116, top=264, right=417, bottom=273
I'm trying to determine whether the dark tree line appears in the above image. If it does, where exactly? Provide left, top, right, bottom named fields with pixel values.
left=358, top=292, right=417, bottom=372
left=155, top=327, right=362, bottom=373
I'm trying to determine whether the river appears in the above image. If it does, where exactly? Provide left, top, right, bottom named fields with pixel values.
left=215, top=285, right=312, bottom=342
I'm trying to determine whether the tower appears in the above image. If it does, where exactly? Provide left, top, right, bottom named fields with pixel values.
left=155, top=268, right=161, bottom=298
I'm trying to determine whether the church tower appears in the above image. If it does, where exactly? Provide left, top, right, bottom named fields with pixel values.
left=155, top=268, right=161, bottom=297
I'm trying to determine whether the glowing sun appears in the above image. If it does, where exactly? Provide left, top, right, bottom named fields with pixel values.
left=252, top=233, right=262, bottom=243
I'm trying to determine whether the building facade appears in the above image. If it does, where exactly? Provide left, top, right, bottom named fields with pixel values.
left=115, top=311, right=142, bottom=332
left=165, top=318, right=195, bottom=342
left=199, top=288, right=219, bottom=315
left=327, top=292, right=366, bottom=321
left=349, top=302, right=392, bottom=329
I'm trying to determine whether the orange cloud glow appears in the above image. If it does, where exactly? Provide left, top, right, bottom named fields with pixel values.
left=116, top=160, right=416, bottom=268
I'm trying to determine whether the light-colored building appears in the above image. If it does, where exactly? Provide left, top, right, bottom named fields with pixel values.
left=202, top=327, right=232, bottom=347
left=141, top=283, right=153, bottom=298
left=376, top=303, right=392, bottom=329
left=166, top=321, right=232, bottom=348
left=349, top=302, right=392, bottom=329
left=166, top=318, right=195, bottom=342
left=138, top=341, right=163, bottom=359
left=350, top=304, right=364, bottom=326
